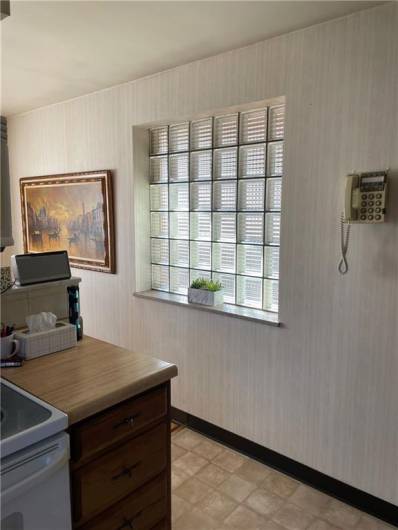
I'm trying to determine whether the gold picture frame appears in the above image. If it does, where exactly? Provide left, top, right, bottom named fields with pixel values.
left=20, top=170, right=115, bottom=273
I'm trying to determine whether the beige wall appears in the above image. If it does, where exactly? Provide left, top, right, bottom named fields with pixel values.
left=6, top=3, right=398, bottom=503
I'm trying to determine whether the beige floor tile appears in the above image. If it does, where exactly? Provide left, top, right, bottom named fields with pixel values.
left=196, top=463, right=231, bottom=487
left=307, top=519, right=343, bottom=530
left=172, top=493, right=191, bottom=523
left=321, top=499, right=361, bottom=528
left=174, top=476, right=214, bottom=505
left=193, top=438, right=225, bottom=460
left=235, top=459, right=272, bottom=485
left=262, top=470, right=299, bottom=498
left=172, top=443, right=188, bottom=462
left=218, top=474, right=257, bottom=503
left=173, top=451, right=208, bottom=476
left=272, top=502, right=315, bottom=530
left=244, top=488, right=284, bottom=517
left=173, top=428, right=205, bottom=451
left=289, top=484, right=332, bottom=516
left=173, top=506, right=219, bottom=530
left=213, top=448, right=247, bottom=472
left=263, top=521, right=290, bottom=530
left=197, top=490, right=238, bottom=521
left=172, top=466, right=190, bottom=490
left=355, top=514, right=396, bottom=529
left=223, top=505, right=268, bottom=530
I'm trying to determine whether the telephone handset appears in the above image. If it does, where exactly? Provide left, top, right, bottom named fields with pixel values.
left=339, top=170, right=388, bottom=274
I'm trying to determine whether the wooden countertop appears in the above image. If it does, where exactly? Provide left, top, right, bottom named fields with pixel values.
left=2, top=336, right=177, bottom=425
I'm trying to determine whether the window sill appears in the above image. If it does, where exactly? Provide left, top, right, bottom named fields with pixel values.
left=134, top=290, right=280, bottom=326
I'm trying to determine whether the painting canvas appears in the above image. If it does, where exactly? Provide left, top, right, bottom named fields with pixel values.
left=20, top=171, right=115, bottom=273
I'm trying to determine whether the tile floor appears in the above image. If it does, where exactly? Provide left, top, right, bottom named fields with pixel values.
left=171, top=426, right=395, bottom=530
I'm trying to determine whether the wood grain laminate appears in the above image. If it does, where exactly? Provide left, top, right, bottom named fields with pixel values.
left=2, top=336, right=177, bottom=424
left=5, top=3, right=398, bottom=505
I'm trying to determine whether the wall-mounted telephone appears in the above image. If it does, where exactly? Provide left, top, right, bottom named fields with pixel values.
left=338, top=170, right=388, bottom=274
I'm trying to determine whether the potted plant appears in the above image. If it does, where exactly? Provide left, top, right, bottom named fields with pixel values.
left=188, top=278, right=224, bottom=306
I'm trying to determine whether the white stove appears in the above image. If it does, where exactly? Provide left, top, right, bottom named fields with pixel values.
left=1, top=379, right=72, bottom=530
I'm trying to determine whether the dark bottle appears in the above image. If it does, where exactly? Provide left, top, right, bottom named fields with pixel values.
left=67, top=285, right=83, bottom=341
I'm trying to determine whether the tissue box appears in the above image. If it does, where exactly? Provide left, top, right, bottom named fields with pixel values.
left=16, top=321, right=77, bottom=360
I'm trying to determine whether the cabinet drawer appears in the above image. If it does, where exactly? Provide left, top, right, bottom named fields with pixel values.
left=81, top=474, right=167, bottom=530
left=73, top=422, right=167, bottom=522
left=72, top=386, right=167, bottom=463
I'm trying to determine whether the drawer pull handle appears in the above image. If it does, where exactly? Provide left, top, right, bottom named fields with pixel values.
left=116, top=517, right=134, bottom=530
left=113, top=414, right=140, bottom=430
left=112, top=462, right=139, bottom=481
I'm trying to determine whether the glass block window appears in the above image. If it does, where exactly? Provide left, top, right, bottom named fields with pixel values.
left=149, top=103, right=285, bottom=313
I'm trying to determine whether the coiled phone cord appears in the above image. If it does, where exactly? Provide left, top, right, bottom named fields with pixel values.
left=338, top=213, right=351, bottom=275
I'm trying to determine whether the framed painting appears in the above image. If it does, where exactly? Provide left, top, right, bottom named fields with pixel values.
left=20, top=170, right=115, bottom=273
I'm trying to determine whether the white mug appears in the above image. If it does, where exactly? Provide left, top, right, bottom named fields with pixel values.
left=0, top=333, right=20, bottom=360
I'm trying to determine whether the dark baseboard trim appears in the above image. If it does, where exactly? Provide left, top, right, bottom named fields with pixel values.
left=171, top=406, right=398, bottom=527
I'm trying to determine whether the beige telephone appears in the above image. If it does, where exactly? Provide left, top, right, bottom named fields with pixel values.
left=339, top=170, right=388, bottom=274
left=344, top=171, right=388, bottom=223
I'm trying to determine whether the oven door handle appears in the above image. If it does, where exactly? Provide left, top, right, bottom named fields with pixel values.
left=2, top=448, right=69, bottom=504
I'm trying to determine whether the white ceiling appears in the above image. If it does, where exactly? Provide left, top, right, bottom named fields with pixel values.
left=1, top=1, right=382, bottom=116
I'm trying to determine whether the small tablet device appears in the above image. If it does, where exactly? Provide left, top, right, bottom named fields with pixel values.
left=11, top=251, right=71, bottom=286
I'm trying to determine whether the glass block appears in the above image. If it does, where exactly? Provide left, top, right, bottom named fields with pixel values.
left=237, top=276, right=263, bottom=309
left=169, top=153, right=189, bottom=182
left=212, top=243, right=236, bottom=273
left=169, top=122, right=189, bottom=152
left=263, top=279, right=279, bottom=312
left=150, top=127, right=168, bottom=155
left=151, top=238, right=169, bottom=265
left=268, top=104, right=285, bottom=141
left=190, top=182, right=212, bottom=211
left=150, top=212, right=168, bottom=238
left=190, top=150, right=212, bottom=181
left=238, top=179, right=265, bottom=211
left=150, top=184, right=168, bottom=211
left=170, top=212, right=189, bottom=239
left=212, top=272, right=235, bottom=304
left=239, top=144, right=266, bottom=178
left=190, top=241, right=212, bottom=270
left=169, top=183, right=189, bottom=211
left=237, top=213, right=264, bottom=244
left=151, top=264, right=169, bottom=291
left=170, top=240, right=189, bottom=267
left=264, top=246, right=279, bottom=279
left=191, top=118, right=212, bottom=150
left=213, top=181, right=237, bottom=211
left=214, top=147, right=237, bottom=180
left=267, top=141, right=284, bottom=176
left=240, top=108, right=267, bottom=144
left=266, top=178, right=282, bottom=211
left=150, top=156, right=168, bottom=183
left=214, top=114, right=238, bottom=147
left=264, top=213, right=281, bottom=245
left=190, top=269, right=212, bottom=283
left=213, top=213, right=236, bottom=242
left=237, top=245, right=263, bottom=277
left=170, top=267, right=189, bottom=295
left=190, top=212, right=211, bottom=241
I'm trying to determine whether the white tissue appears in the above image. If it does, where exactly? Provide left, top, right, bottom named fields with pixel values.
left=26, top=312, right=57, bottom=333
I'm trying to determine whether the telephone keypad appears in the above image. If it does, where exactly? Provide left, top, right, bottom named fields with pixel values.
left=368, top=215, right=374, bottom=220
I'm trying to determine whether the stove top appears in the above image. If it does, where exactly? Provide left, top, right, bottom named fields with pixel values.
left=0, top=379, right=68, bottom=458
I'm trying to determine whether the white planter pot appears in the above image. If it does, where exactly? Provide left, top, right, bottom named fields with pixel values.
left=188, top=288, right=224, bottom=307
